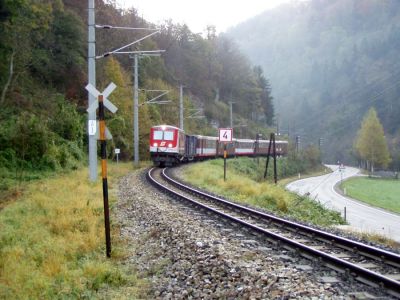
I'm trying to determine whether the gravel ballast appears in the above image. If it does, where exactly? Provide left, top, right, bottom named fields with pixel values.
left=115, top=170, right=393, bottom=299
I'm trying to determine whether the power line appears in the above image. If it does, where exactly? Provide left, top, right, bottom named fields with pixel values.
left=322, top=83, right=400, bottom=138
left=309, top=166, right=340, bottom=194
left=286, top=69, right=400, bottom=129
left=292, top=74, right=400, bottom=133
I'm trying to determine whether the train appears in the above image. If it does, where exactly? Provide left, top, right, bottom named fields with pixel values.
left=149, top=125, right=288, bottom=167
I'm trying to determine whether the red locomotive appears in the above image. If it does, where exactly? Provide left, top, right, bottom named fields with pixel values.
left=149, top=125, right=185, bottom=166
left=149, top=125, right=288, bottom=167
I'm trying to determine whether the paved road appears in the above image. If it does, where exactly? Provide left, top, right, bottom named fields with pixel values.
left=286, top=165, right=400, bottom=242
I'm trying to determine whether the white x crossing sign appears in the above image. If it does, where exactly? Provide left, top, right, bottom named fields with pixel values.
left=86, top=82, right=117, bottom=141
left=86, top=82, right=118, bottom=114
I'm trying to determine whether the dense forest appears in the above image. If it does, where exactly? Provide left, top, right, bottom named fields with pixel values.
left=228, top=0, right=400, bottom=169
left=0, top=0, right=275, bottom=186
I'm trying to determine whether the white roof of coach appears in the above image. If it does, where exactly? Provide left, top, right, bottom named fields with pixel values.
left=258, top=139, right=288, bottom=144
left=236, top=139, right=256, bottom=143
left=152, top=125, right=184, bottom=132
left=194, top=135, right=218, bottom=140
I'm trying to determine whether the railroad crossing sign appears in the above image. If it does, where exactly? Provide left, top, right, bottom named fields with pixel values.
left=219, top=128, right=233, bottom=142
left=85, top=82, right=118, bottom=258
left=86, top=82, right=118, bottom=114
left=85, top=83, right=118, bottom=140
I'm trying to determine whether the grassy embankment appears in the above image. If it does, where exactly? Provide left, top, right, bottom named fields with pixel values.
left=1, top=168, right=58, bottom=210
left=182, top=158, right=345, bottom=227
left=340, top=177, right=400, bottom=214
left=0, top=162, right=149, bottom=299
left=278, top=166, right=332, bottom=186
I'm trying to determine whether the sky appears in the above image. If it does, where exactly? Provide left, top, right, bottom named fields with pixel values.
left=116, top=0, right=295, bottom=34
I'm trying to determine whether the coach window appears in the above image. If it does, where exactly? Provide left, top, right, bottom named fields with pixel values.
left=164, top=131, right=174, bottom=141
left=153, top=130, right=163, bottom=140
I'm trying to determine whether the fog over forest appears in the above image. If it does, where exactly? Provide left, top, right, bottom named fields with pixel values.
left=228, top=0, right=400, bottom=168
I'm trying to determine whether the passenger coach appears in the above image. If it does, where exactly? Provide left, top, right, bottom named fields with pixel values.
left=149, top=125, right=289, bottom=166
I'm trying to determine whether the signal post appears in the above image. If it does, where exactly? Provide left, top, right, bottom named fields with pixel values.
left=86, top=83, right=118, bottom=258
left=219, top=128, right=233, bottom=181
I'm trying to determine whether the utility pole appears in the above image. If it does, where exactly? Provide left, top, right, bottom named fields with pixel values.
left=95, top=23, right=163, bottom=166
left=229, top=101, right=234, bottom=129
left=133, top=54, right=139, bottom=165
left=179, top=84, right=184, bottom=130
left=129, top=50, right=165, bottom=165
left=276, top=113, right=280, bottom=135
left=296, top=135, right=300, bottom=152
left=318, top=137, right=323, bottom=150
left=90, top=13, right=161, bottom=176
left=215, top=88, right=219, bottom=102
left=255, top=133, right=262, bottom=164
left=87, top=0, right=97, bottom=181
left=319, top=137, right=323, bottom=163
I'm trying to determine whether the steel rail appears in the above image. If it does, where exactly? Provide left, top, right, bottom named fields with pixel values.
left=147, top=167, right=400, bottom=297
left=163, top=168, right=400, bottom=268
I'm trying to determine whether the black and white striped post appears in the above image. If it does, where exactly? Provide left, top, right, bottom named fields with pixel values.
left=98, top=94, right=111, bottom=258
left=224, top=143, right=227, bottom=181
left=219, top=128, right=233, bottom=182
left=86, top=82, right=118, bottom=258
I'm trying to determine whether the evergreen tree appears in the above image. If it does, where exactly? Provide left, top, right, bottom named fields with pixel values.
left=253, top=66, right=274, bottom=125
left=355, top=108, right=391, bottom=171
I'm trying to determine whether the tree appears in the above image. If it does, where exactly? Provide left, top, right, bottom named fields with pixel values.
left=102, top=57, right=133, bottom=160
left=0, top=0, right=53, bottom=105
left=31, top=7, right=85, bottom=93
left=253, top=66, right=274, bottom=125
left=354, top=108, right=391, bottom=171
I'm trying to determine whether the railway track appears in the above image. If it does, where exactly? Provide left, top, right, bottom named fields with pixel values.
left=147, top=167, right=400, bottom=298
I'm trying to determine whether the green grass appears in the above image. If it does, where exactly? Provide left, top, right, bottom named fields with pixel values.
left=341, top=177, right=400, bottom=214
left=0, top=168, right=56, bottom=210
left=182, top=158, right=345, bottom=227
left=0, top=161, right=150, bottom=299
left=278, top=166, right=331, bottom=186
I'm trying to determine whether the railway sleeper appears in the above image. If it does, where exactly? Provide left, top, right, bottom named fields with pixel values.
left=151, top=168, right=400, bottom=298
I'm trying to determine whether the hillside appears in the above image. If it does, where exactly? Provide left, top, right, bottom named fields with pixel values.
left=228, top=0, right=400, bottom=168
left=0, top=0, right=275, bottom=192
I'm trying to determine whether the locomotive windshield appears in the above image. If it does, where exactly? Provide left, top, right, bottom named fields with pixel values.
left=153, top=130, right=174, bottom=141
left=153, top=130, right=163, bottom=140
left=164, top=131, right=174, bottom=141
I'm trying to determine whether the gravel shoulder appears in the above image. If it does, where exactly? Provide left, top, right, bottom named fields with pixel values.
left=115, top=169, right=393, bottom=299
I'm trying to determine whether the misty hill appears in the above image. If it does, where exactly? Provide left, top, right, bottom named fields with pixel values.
left=0, top=0, right=275, bottom=186
left=228, top=0, right=400, bottom=167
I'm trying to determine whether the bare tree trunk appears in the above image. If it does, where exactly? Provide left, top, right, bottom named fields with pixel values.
left=1, top=50, right=15, bottom=105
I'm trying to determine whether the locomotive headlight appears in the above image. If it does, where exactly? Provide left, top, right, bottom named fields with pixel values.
left=168, top=143, right=173, bottom=148
left=153, top=142, right=158, bottom=147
